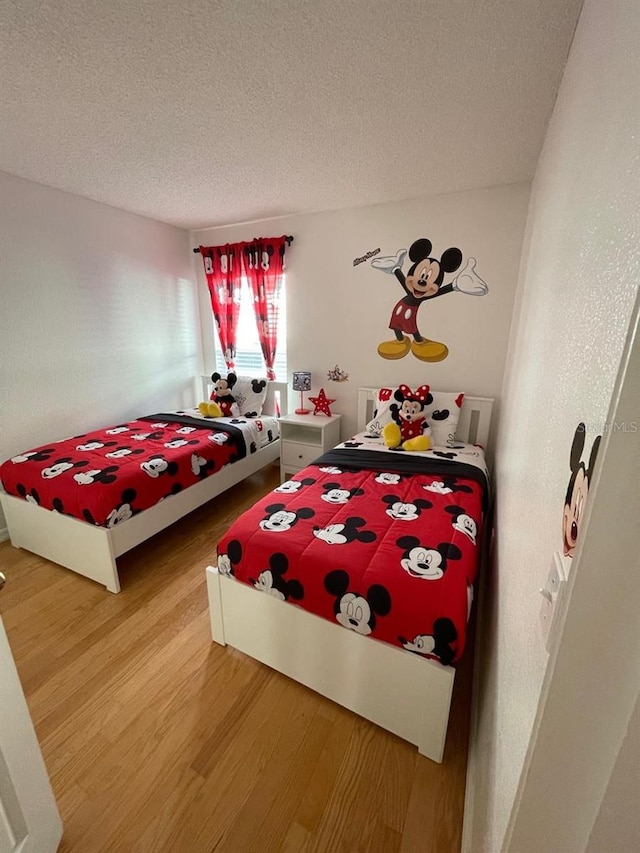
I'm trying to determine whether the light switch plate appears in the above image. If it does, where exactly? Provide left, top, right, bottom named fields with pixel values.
left=539, top=551, right=568, bottom=651
left=546, top=551, right=568, bottom=654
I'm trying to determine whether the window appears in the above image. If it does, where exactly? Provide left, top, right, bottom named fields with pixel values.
left=213, top=276, right=287, bottom=381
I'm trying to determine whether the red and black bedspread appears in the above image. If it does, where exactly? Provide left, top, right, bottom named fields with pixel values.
left=217, top=441, right=489, bottom=666
left=0, top=413, right=268, bottom=528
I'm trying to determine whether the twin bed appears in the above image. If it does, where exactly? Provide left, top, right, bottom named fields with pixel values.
left=1, top=381, right=493, bottom=763
left=207, top=387, right=493, bottom=763
left=0, top=377, right=287, bottom=593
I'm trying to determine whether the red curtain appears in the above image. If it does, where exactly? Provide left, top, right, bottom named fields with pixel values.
left=198, top=244, right=243, bottom=370
left=241, top=236, right=288, bottom=381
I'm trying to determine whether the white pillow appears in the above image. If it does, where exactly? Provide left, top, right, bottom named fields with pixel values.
left=234, top=376, right=269, bottom=417
left=424, top=392, right=464, bottom=447
left=366, top=387, right=464, bottom=447
left=365, top=387, right=399, bottom=436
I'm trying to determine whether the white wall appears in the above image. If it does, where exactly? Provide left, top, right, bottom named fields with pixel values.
left=470, top=0, right=640, bottom=849
left=585, top=692, right=640, bottom=853
left=192, top=184, right=529, bottom=438
left=0, top=171, right=200, bottom=533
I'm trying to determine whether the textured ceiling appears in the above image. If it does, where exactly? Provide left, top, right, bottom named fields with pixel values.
left=0, top=0, right=582, bottom=230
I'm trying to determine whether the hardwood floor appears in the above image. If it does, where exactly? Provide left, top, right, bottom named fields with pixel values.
left=0, top=463, right=475, bottom=853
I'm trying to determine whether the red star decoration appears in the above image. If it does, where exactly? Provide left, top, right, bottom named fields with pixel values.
left=308, top=387, right=336, bottom=416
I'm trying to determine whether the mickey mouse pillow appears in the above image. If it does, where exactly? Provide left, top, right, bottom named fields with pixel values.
left=424, top=391, right=465, bottom=447
left=234, top=376, right=269, bottom=418
left=366, top=386, right=465, bottom=447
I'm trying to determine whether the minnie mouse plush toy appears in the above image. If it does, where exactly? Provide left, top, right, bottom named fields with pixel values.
left=382, top=384, right=432, bottom=452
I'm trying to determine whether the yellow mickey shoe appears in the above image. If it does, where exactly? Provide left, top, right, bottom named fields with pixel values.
left=410, top=339, right=449, bottom=362
left=198, top=401, right=223, bottom=417
left=377, top=336, right=411, bottom=360
left=382, top=422, right=402, bottom=449
left=402, top=434, right=431, bottom=452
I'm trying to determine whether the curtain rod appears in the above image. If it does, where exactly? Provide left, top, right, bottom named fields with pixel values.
left=193, top=235, right=294, bottom=253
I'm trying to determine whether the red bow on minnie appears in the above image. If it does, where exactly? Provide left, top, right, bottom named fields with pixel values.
left=398, top=384, right=430, bottom=403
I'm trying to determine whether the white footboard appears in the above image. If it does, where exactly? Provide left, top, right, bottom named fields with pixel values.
left=206, top=565, right=456, bottom=763
left=1, top=439, right=280, bottom=593
left=0, top=493, right=120, bottom=593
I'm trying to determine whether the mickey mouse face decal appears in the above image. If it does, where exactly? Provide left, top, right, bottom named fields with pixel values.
left=42, top=460, right=73, bottom=478
left=445, top=505, right=477, bottom=544
left=105, top=426, right=129, bottom=435
left=313, top=517, right=377, bottom=545
left=76, top=440, right=116, bottom=451
left=11, top=448, right=56, bottom=464
left=41, top=459, right=89, bottom=479
left=73, top=466, right=118, bottom=485
left=259, top=504, right=315, bottom=532
left=324, top=569, right=391, bottom=635
left=105, top=447, right=144, bottom=459
left=131, top=431, right=164, bottom=443
left=250, top=553, right=304, bottom=602
left=208, top=432, right=229, bottom=445
left=217, top=540, right=242, bottom=577
left=16, top=484, right=40, bottom=505
left=399, top=617, right=458, bottom=666
left=424, top=477, right=473, bottom=496
left=562, top=423, right=601, bottom=558
left=382, top=495, right=432, bottom=521
left=105, top=488, right=139, bottom=528
left=375, top=472, right=403, bottom=485
left=424, top=481, right=453, bottom=495
left=401, top=633, right=436, bottom=655
left=336, top=593, right=374, bottom=633
left=164, top=438, right=199, bottom=449
left=321, top=483, right=365, bottom=505
left=140, top=456, right=178, bottom=478
left=274, top=477, right=316, bottom=494
left=191, top=453, right=209, bottom=476
left=106, top=504, right=133, bottom=527
left=396, top=536, right=462, bottom=580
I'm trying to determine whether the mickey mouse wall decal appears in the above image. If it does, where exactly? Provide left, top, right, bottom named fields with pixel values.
left=371, top=237, right=489, bottom=362
left=562, top=423, right=601, bottom=558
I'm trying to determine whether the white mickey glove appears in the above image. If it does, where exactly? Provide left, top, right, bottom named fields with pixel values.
left=452, top=257, right=489, bottom=295
left=371, top=249, right=407, bottom=274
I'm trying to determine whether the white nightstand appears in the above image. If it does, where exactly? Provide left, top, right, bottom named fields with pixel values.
left=279, top=413, right=342, bottom=481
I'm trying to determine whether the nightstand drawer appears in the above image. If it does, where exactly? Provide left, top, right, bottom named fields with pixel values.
left=282, top=442, right=320, bottom=469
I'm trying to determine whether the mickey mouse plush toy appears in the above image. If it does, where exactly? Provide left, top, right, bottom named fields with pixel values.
left=199, top=371, right=237, bottom=418
left=372, top=237, right=488, bottom=362
left=382, top=384, right=432, bottom=452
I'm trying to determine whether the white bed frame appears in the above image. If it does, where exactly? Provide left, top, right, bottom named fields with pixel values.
left=206, top=388, right=493, bottom=763
left=0, top=377, right=288, bottom=594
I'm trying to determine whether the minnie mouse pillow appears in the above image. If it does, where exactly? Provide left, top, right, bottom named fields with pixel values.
left=366, top=386, right=464, bottom=447
left=234, top=376, right=269, bottom=417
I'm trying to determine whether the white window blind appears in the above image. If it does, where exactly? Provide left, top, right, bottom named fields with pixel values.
left=213, top=276, right=287, bottom=381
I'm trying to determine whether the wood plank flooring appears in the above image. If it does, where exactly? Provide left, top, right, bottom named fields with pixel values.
left=0, top=463, right=474, bottom=853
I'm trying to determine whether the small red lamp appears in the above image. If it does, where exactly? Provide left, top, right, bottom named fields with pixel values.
left=292, top=371, right=312, bottom=415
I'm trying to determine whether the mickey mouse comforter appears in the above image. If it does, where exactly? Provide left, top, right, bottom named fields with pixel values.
left=217, top=434, right=489, bottom=667
left=0, top=412, right=279, bottom=528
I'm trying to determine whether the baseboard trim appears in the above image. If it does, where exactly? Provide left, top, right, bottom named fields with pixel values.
left=0, top=526, right=9, bottom=544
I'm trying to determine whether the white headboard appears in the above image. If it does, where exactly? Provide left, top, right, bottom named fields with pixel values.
left=356, top=387, right=494, bottom=448
left=200, top=375, right=288, bottom=417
